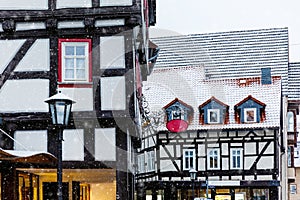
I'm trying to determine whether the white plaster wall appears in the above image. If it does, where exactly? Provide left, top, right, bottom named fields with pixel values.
left=160, top=145, right=173, bottom=158
left=14, top=130, right=47, bottom=151
left=244, top=157, right=256, bottom=170
left=100, top=0, right=132, bottom=6
left=95, top=128, right=116, bottom=161
left=259, top=142, right=274, bottom=154
left=100, top=36, right=125, bottom=69
left=0, top=79, right=49, bottom=112
left=0, top=0, right=47, bottom=9
left=56, top=0, right=92, bottom=8
left=15, top=39, right=50, bottom=71
left=62, top=129, right=84, bottom=161
left=198, top=144, right=205, bottom=156
left=59, top=88, right=93, bottom=111
left=0, top=40, right=25, bottom=73
left=244, top=142, right=256, bottom=155
left=222, top=157, right=229, bottom=170
left=257, top=156, right=273, bottom=169
left=100, top=76, right=126, bottom=110
left=222, top=143, right=228, bottom=155
left=160, top=160, right=177, bottom=172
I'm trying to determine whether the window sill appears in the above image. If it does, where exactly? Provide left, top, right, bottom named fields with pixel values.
left=58, top=82, right=93, bottom=88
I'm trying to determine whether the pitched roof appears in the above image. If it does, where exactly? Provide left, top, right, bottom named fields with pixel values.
left=288, top=62, right=300, bottom=100
left=142, top=66, right=282, bottom=130
left=151, top=27, right=289, bottom=95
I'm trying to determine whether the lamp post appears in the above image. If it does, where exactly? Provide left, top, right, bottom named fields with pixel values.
left=45, top=92, right=75, bottom=200
left=189, top=168, right=197, bottom=200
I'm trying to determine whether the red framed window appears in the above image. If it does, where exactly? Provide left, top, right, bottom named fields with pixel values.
left=58, top=39, right=92, bottom=87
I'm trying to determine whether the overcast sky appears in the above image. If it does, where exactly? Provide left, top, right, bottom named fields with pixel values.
left=150, top=0, right=300, bottom=61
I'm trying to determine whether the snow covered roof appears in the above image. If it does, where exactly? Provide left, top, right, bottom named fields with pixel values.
left=0, top=149, right=56, bottom=163
left=151, top=27, right=289, bottom=95
left=142, top=66, right=282, bottom=130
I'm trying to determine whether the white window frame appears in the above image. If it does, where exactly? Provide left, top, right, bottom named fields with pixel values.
left=207, top=148, right=220, bottom=170
left=207, top=109, right=220, bottom=124
left=183, top=149, right=195, bottom=170
left=290, top=184, right=297, bottom=194
left=61, top=41, right=90, bottom=83
left=230, top=148, right=243, bottom=169
left=138, top=153, right=145, bottom=173
left=146, top=151, right=155, bottom=172
left=287, top=111, right=294, bottom=132
left=244, top=108, right=257, bottom=123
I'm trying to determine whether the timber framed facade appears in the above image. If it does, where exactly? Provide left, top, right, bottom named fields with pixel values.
left=137, top=66, right=283, bottom=200
left=0, top=0, right=157, bottom=200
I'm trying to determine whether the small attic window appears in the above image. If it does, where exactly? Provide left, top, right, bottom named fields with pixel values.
left=244, top=108, right=257, bottom=123
left=163, top=98, right=194, bottom=133
left=208, top=109, right=220, bottom=123
left=199, top=97, right=229, bottom=125
left=235, top=95, right=266, bottom=124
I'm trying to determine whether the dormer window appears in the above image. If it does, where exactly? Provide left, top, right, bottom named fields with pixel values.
left=163, top=98, right=193, bottom=133
left=235, top=95, right=266, bottom=124
left=244, top=108, right=257, bottom=123
left=208, top=109, right=220, bottom=123
left=199, top=97, right=229, bottom=125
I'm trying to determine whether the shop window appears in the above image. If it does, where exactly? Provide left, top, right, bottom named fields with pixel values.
left=58, top=39, right=92, bottom=85
left=290, top=184, right=297, bottom=194
left=183, top=149, right=195, bottom=170
left=231, top=148, right=243, bottom=169
left=207, top=148, right=220, bottom=170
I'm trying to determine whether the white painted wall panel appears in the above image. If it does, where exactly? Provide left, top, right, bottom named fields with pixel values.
left=260, top=142, right=274, bottom=154
left=244, top=157, right=256, bottom=169
left=0, top=79, right=49, bottom=112
left=0, top=40, right=25, bottom=74
left=62, top=129, right=84, bottom=161
left=100, top=0, right=132, bottom=6
left=160, top=160, right=176, bottom=172
left=244, top=143, right=256, bottom=155
left=198, top=144, right=205, bottom=156
left=222, top=143, right=228, bottom=155
left=15, top=39, right=50, bottom=71
left=198, top=158, right=206, bottom=170
left=100, top=36, right=125, bottom=69
left=0, top=0, right=47, bottom=10
left=56, top=0, right=92, bottom=8
left=100, top=76, right=126, bottom=110
left=14, top=130, right=47, bottom=151
left=222, top=158, right=229, bottom=170
left=95, top=128, right=116, bottom=161
left=58, top=88, right=93, bottom=111
left=257, top=156, right=273, bottom=169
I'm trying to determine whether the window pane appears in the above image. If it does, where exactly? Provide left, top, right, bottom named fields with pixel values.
left=65, top=69, right=74, bottom=79
left=65, top=58, right=74, bottom=68
left=76, top=58, right=86, bottom=68
left=76, top=46, right=85, bottom=55
left=65, top=46, right=74, bottom=55
left=76, top=69, right=86, bottom=79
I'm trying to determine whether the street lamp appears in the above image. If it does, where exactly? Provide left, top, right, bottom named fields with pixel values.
left=189, top=168, right=197, bottom=200
left=45, top=92, right=75, bottom=200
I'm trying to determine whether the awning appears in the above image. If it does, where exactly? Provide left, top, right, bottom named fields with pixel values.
left=0, top=149, right=57, bottom=164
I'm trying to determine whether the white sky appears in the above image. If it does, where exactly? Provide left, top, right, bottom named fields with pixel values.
left=150, top=0, right=300, bottom=61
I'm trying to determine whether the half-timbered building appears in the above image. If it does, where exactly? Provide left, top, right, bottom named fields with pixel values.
left=138, top=66, right=283, bottom=200
left=0, top=0, right=157, bottom=200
